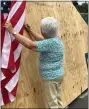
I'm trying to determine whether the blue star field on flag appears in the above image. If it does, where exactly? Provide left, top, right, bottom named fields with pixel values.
left=1, top=1, right=11, bottom=13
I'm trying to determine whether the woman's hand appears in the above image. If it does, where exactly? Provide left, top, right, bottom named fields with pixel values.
left=4, top=21, right=14, bottom=34
left=24, top=24, right=31, bottom=33
left=25, top=23, right=44, bottom=41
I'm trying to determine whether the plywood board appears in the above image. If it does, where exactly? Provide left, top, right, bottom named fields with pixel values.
left=2, top=2, right=88, bottom=108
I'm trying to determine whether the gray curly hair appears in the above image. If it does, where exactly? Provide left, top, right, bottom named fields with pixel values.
left=41, top=17, right=59, bottom=38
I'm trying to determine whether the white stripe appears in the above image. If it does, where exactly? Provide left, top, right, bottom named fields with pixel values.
left=14, top=10, right=25, bottom=32
left=5, top=69, right=19, bottom=92
left=8, top=93, right=15, bottom=102
left=14, top=44, right=22, bottom=62
left=1, top=30, right=11, bottom=68
left=0, top=84, right=4, bottom=106
left=2, top=73, right=6, bottom=81
left=0, top=54, right=6, bottom=80
left=0, top=71, right=6, bottom=81
left=7, top=2, right=22, bottom=21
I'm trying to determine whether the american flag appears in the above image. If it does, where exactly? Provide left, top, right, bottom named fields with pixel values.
left=1, top=1, right=26, bottom=106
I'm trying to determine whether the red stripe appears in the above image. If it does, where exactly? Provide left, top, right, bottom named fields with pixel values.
left=11, top=83, right=18, bottom=97
left=1, top=82, right=10, bottom=105
left=10, top=1, right=26, bottom=27
left=7, top=44, right=15, bottom=70
left=20, top=24, right=24, bottom=34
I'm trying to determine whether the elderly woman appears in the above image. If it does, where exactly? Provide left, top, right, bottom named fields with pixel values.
left=4, top=17, right=64, bottom=108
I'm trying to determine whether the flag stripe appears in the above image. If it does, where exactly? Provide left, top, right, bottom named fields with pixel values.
left=0, top=90, right=4, bottom=106
left=8, top=92, right=15, bottom=102
left=1, top=30, right=12, bottom=68
left=14, top=44, right=22, bottom=62
left=1, top=14, right=8, bottom=51
left=0, top=70, right=6, bottom=81
left=11, top=83, right=18, bottom=97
